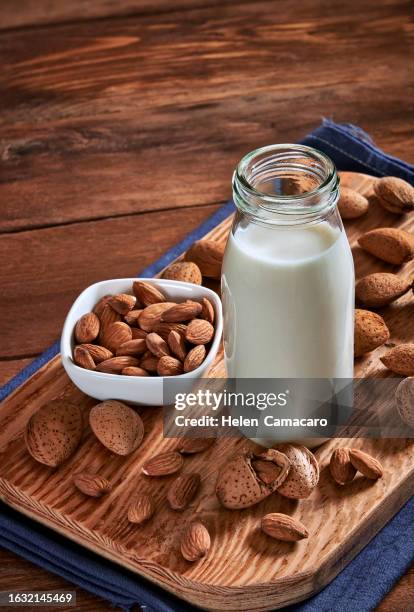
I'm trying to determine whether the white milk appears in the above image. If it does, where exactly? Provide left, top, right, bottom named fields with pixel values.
left=222, top=220, right=354, bottom=448
left=222, top=221, right=354, bottom=378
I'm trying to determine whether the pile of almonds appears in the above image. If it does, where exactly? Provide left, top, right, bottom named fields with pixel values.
left=72, top=280, right=216, bottom=377
left=343, top=175, right=414, bottom=376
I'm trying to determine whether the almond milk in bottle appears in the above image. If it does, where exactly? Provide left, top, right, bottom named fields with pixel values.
left=221, top=145, right=354, bottom=448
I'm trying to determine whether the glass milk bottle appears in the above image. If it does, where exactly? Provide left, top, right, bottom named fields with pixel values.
left=221, top=144, right=355, bottom=447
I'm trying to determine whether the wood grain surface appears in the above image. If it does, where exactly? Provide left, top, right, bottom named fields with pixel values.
left=0, top=174, right=413, bottom=611
left=1, top=0, right=413, bottom=609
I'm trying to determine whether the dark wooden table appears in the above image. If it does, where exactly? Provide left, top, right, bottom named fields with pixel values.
left=0, top=1, right=413, bottom=609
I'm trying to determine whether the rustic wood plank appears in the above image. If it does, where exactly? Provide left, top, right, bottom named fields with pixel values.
left=0, top=547, right=120, bottom=611
left=1, top=0, right=413, bottom=231
left=0, top=0, right=237, bottom=31
left=0, top=359, right=33, bottom=386
left=0, top=204, right=219, bottom=359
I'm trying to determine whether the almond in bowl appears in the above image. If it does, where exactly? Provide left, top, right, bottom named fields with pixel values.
left=61, top=278, right=222, bottom=405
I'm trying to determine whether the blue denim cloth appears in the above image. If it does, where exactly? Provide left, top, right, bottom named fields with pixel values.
left=1, top=121, right=413, bottom=611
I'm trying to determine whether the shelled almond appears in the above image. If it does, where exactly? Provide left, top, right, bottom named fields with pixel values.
left=71, top=281, right=217, bottom=377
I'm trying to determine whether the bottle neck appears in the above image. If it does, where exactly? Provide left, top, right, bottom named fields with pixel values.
left=232, top=144, right=339, bottom=227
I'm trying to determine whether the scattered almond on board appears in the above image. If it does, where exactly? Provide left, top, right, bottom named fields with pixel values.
left=89, top=400, right=144, bottom=455
left=73, top=473, right=112, bottom=497
left=355, top=273, right=411, bottom=307
left=329, top=448, right=383, bottom=484
left=25, top=399, right=84, bottom=467
left=395, top=377, right=414, bottom=429
left=380, top=344, right=414, bottom=376
left=374, top=176, right=414, bottom=214
left=180, top=522, right=211, bottom=562
left=338, top=187, right=369, bottom=219
left=358, top=227, right=414, bottom=265
left=261, top=513, right=309, bottom=542
left=354, top=309, right=390, bottom=357
left=72, top=280, right=217, bottom=377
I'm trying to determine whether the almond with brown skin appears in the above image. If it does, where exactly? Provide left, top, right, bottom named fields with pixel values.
left=261, top=513, right=309, bottom=542
left=95, top=356, right=140, bottom=373
left=74, top=346, right=95, bottom=370
left=167, top=473, right=201, bottom=510
left=185, top=319, right=214, bottom=345
left=146, top=332, right=170, bottom=358
left=153, top=322, right=187, bottom=341
left=329, top=448, right=356, bottom=485
left=395, top=377, right=414, bottom=428
left=216, top=449, right=290, bottom=509
left=139, top=302, right=176, bottom=332
left=98, top=303, right=122, bottom=332
left=168, top=330, right=187, bottom=361
left=131, top=328, right=148, bottom=340
left=200, top=297, right=215, bottom=324
left=101, top=321, right=132, bottom=352
left=374, top=176, right=414, bottom=214
left=178, top=437, right=215, bottom=454
left=128, top=493, right=155, bottom=524
left=338, top=187, right=369, bottom=219
left=108, top=293, right=137, bottom=315
left=140, top=352, right=159, bottom=373
left=354, top=309, right=390, bottom=357
left=275, top=444, right=319, bottom=499
left=184, top=345, right=206, bottom=373
left=25, top=400, right=83, bottom=467
left=380, top=343, right=414, bottom=375
left=161, top=301, right=202, bottom=323
left=162, top=261, right=202, bottom=285
left=122, top=366, right=150, bottom=376
left=75, top=312, right=100, bottom=343
left=358, top=228, right=414, bottom=265
left=124, top=309, right=144, bottom=326
left=79, top=344, right=113, bottom=363
left=142, top=451, right=183, bottom=476
left=157, top=356, right=183, bottom=376
left=181, top=522, right=211, bottom=562
left=93, top=295, right=111, bottom=318
left=116, top=339, right=147, bottom=357
left=349, top=449, right=383, bottom=479
left=89, top=400, right=144, bottom=455
left=73, top=473, right=112, bottom=497
left=133, top=281, right=166, bottom=306
left=355, top=273, right=411, bottom=307
left=185, top=239, right=225, bottom=279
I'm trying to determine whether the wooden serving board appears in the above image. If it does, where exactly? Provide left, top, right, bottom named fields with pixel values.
left=1, top=173, right=413, bottom=611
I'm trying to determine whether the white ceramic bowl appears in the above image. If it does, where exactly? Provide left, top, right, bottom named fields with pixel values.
left=61, top=278, right=223, bottom=405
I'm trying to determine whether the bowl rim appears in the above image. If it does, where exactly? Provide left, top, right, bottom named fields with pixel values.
left=61, top=277, right=223, bottom=381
